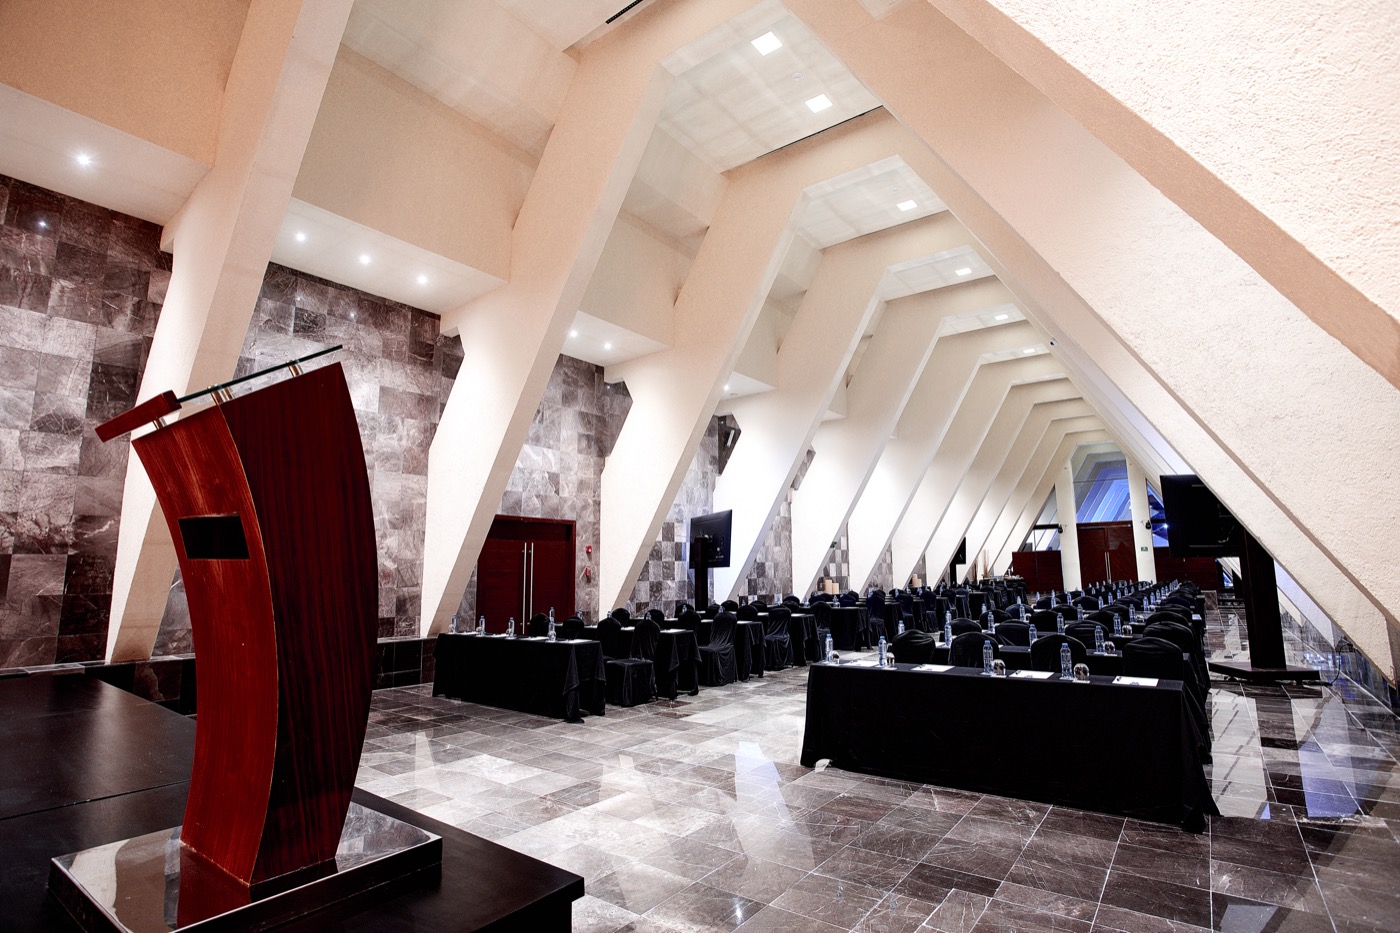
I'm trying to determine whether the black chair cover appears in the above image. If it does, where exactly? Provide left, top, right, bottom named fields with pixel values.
left=527, top=614, right=549, bottom=637
left=705, top=603, right=722, bottom=618
left=950, top=618, right=980, bottom=638
left=677, top=608, right=703, bottom=641
left=561, top=616, right=584, bottom=639
left=736, top=603, right=759, bottom=621
left=762, top=606, right=793, bottom=671
left=610, top=607, right=631, bottom=622
left=949, top=631, right=999, bottom=668
left=1029, top=633, right=1088, bottom=673
left=597, top=616, right=653, bottom=707
left=995, top=621, right=1031, bottom=646
left=1065, top=622, right=1103, bottom=646
left=1085, top=609, right=1117, bottom=627
left=721, top=599, right=739, bottom=612
left=1029, top=609, right=1060, bottom=630
left=699, top=611, right=739, bottom=686
left=1122, top=636, right=1186, bottom=680
left=891, top=629, right=935, bottom=663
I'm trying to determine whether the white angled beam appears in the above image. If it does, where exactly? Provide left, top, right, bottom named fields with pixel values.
left=888, top=355, right=1065, bottom=583
left=713, top=211, right=983, bottom=601
left=107, top=0, right=355, bottom=661
left=846, top=311, right=1036, bottom=590
left=993, top=430, right=1113, bottom=573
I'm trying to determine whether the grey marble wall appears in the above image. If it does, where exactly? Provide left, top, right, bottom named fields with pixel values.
left=628, top=418, right=720, bottom=614
left=0, top=175, right=168, bottom=668
left=456, top=355, right=631, bottom=623
left=820, top=522, right=851, bottom=593
left=866, top=543, right=894, bottom=592
left=154, top=262, right=462, bottom=649
left=743, top=487, right=794, bottom=602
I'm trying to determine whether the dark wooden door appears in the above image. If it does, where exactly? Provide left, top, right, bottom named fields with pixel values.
left=476, top=517, right=576, bottom=632
left=1077, top=522, right=1136, bottom=586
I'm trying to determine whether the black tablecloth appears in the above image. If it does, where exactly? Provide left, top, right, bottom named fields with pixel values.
left=432, top=634, right=606, bottom=720
left=788, top=613, right=819, bottom=665
left=800, top=661, right=1217, bottom=830
left=925, top=642, right=1127, bottom=677
left=821, top=606, right=871, bottom=650
left=699, top=619, right=764, bottom=681
left=581, top=625, right=699, bottom=700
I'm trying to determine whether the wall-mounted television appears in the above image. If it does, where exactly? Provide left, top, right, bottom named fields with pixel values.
left=1159, top=474, right=1239, bottom=558
left=688, top=510, right=732, bottom=568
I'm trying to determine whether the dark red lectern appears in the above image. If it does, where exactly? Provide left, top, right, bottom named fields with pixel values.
left=51, top=356, right=440, bottom=932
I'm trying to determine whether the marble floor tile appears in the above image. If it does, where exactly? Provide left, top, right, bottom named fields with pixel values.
left=355, top=608, right=1400, bottom=933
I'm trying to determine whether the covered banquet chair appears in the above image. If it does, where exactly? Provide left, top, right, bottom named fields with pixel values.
left=762, top=605, right=793, bottom=672
left=1029, top=633, right=1087, bottom=673
left=891, top=629, right=936, bottom=663
left=949, top=630, right=999, bottom=668
left=699, top=611, right=739, bottom=686
left=597, top=616, right=653, bottom=707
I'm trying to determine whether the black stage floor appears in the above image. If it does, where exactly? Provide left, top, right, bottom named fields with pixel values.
left=0, top=674, right=583, bottom=932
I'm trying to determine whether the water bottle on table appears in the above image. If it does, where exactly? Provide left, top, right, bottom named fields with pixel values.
left=1056, top=614, right=1065, bottom=634
left=1060, top=643, right=1073, bottom=679
left=450, top=613, right=460, bottom=634
left=943, top=620, right=952, bottom=646
left=897, top=620, right=905, bottom=636
left=507, top=616, right=515, bottom=636
left=824, top=633, right=834, bottom=662
left=1094, top=626, right=1105, bottom=653
left=982, top=639, right=993, bottom=674
left=1113, top=613, right=1122, bottom=635
left=547, top=616, right=556, bottom=641
left=477, top=615, right=485, bottom=635
left=877, top=635, right=887, bottom=667
left=1028, top=623, right=1038, bottom=643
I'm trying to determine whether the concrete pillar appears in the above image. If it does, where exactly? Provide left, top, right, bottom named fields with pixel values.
left=420, top=0, right=765, bottom=632
left=712, top=212, right=986, bottom=601
left=914, top=380, right=1081, bottom=583
left=106, top=0, right=356, bottom=661
left=598, top=110, right=938, bottom=612
left=843, top=293, right=1034, bottom=592
left=886, top=355, right=1064, bottom=584
left=992, top=431, right=1112, bottom=574
left=1127, top=458, right=1158, bottom=583
left=982, top=417, right=1104, bottom=571
left=790, top=0, right=1400, bottom=676
left=1055, top=459, right=1082, bottom=591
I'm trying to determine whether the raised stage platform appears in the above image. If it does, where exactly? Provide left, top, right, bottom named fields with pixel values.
left=0, top=674, right=583, bottom=931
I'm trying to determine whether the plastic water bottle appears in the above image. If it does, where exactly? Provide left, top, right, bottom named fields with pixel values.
left=477, top=615, right=485, bottom=635
left=507, top=616, right=515, bottom=636
left=824, top=633, right=834, bottom=662
left=1095, top=626, right=1105, bottom=653
left=548, top=607, right=555, bottom=623
left=945, top=610, right=952, bottom=626
left=1129, top=605, right=1137, bottom=625
left=982, top=640, right=994, bottom=674
left=547, top=616, right=556, bottom=641
left=1113, top=614, right=1122, bottom=636
left=1098, top=596, right=1104, bottom=608
left=1060, top=643, right=1073, bottom=678
left=944, top=620, right=952, bottom=645
left=450, top=613, right=461, bottom=634
left=897, top=620, right=905, bottom=636
left=878, top=635, right=887, bottom=666
left=1056, top=614, right=1065, bottom=634
left=1029, top=623, right=1038, bottom=642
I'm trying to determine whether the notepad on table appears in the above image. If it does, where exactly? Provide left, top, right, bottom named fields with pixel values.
left=913, top=664, right=952, bottom=672
left=1113, top=675, right=1158, bottom=687
left=1009, top=670, right=1054, bottom=679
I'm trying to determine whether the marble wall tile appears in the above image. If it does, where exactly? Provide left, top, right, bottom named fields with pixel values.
left=0, top=175, right=165, bottom=667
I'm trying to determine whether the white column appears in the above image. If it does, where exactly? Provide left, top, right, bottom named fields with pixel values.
left=106, top=0, right=356, bottom=661
left=843, top=291, right=1034, bottom=592
left=1055, top=459, right=1082, bottom=591
left=992, top=430, right=1112, bottom=574
left=887, top=354, right=1064, bottom=584
left=712, top=212, right=983, bottom=601
left=791, top=0, right=1400, bottom=676
left=598, top=110, right=934, bottom=612
left=1127, top=458, right=1158, bottom=583
left=915, top=380, right=1081, bottom=582
left=983, top=416, right=1104, bottom=570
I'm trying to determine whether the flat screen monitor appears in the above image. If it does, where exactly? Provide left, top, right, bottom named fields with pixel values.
left=1160, top=474, right=1239, bottom=557
left=688, top=510, right=732, bottom=568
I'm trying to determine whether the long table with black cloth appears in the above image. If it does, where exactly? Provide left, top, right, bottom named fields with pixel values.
left=581, top=625, right=700, bottom=699
left=801, top=660, right=1218, bottom=830
left=698, top=618, right=766, bottom=680
left=432, top=633, right=606, bottom=720
left=813, top=605, right=873, bottom=650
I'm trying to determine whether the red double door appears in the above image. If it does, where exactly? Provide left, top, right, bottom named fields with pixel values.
left=476, top=516, right=576, bottom=632
left=1076, top=521, right=1137, bottom=586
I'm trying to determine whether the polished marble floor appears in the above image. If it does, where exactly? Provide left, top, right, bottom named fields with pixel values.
left=357, top=617, right=1400, bottom=932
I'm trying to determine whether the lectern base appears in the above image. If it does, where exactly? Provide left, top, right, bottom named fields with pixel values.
left=48, top=803, right=441, bottom=933
left=1208, top=659, right=1322, bottom=685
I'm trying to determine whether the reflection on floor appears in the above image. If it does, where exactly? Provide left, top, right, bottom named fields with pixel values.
left=358, top=614, right=1400, bottom=932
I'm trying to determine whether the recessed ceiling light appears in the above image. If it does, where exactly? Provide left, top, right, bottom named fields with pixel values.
left=603, top=341, right=613, bottom=350
left=751, top=31, right=782, bottom=55
left=896, top=200, right=917, bottom=212
left=806, top=94, right=833, bottom=113
left=358, top=254, right=371, bottom=265
left=955, top=267, right=973, bottom=276
left=416, top=274, right=429, bottom=285
left=569, top=329, right=579, bottom=338
left=74, top=153, right=92, bottom=168
left=994, top=313, right=1009, bottom=321
left=1022, top=347, right=1036, bottom=354
left=37, top=220, right=47, bottom=229
left=294, top=231, right=307, bottom=243
left=723, top=384, right=731, bottom=392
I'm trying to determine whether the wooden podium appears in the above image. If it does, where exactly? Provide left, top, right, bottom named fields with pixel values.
left=89, top=357, right=390, bottom=912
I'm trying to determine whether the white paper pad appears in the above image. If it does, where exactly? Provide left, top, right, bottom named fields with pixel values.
left=1113, top=676, right=1159, bottom=687
left=525, top=636, right=548, bottom=641
left=913, top=664, right=953, bottom=672
left=850, top=660, right=880, bottom=667
left=661, top=629, right=687, bottom=634
left=1009, top=670, right=1054, bottom=679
